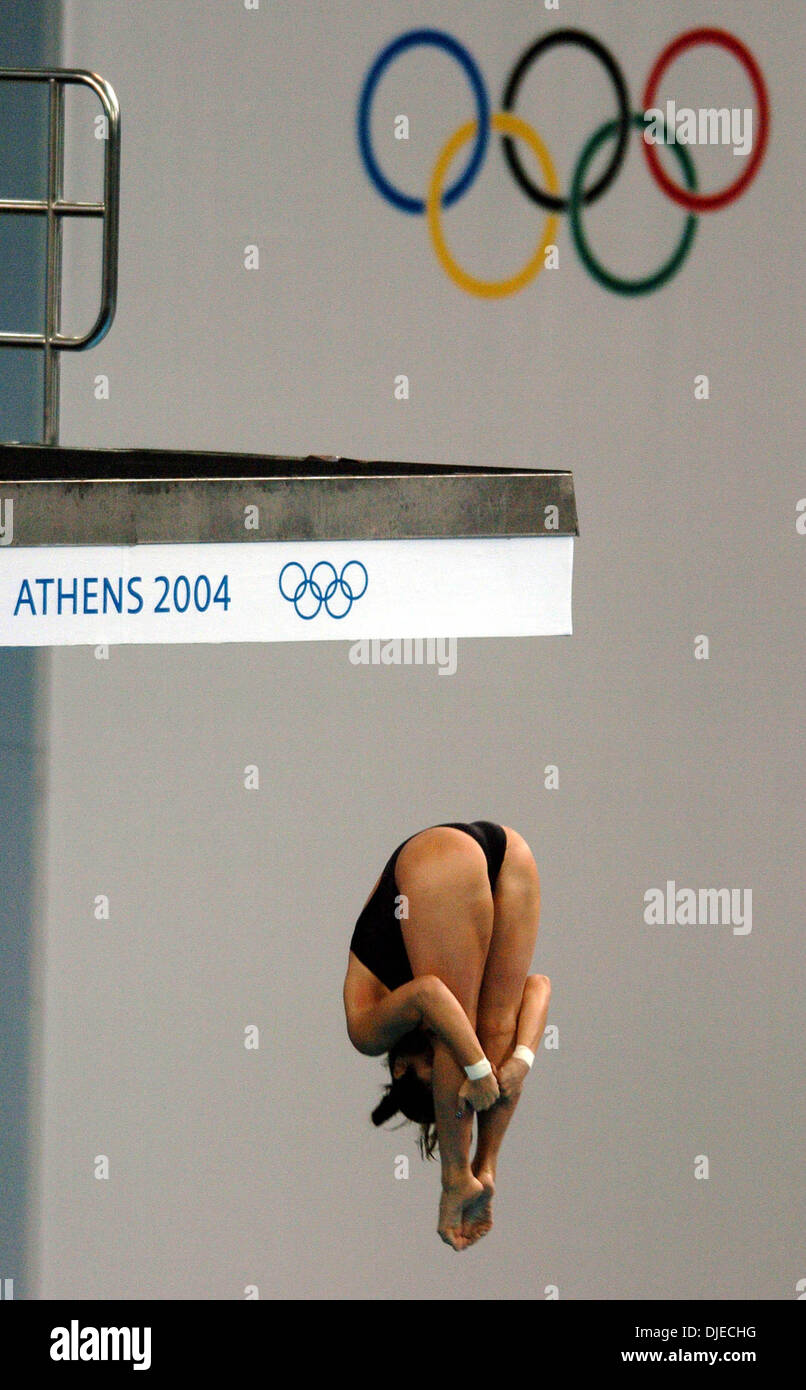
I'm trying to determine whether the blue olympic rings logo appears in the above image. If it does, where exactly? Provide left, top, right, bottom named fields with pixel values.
left=278, top=560, right=369, bottom=620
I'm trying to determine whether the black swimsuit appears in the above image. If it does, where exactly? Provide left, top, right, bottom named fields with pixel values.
left=349, top=821, right=508, bottom=990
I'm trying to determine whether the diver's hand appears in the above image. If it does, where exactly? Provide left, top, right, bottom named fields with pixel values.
left=456, top=1070, right=499, bottom=1115
left=496, top=1055, right=531, bottom=1102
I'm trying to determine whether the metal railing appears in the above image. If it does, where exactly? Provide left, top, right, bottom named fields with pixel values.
left=0, top=69, right=120, bottom=445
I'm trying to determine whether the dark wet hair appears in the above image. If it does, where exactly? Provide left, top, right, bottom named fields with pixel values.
left=371, top=1028, right=438, bottom=1159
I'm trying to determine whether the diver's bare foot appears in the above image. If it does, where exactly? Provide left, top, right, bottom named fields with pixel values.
left=438, top=1174, right=484, bottom=1251
left=464, top=1165, right=495, bottom=1244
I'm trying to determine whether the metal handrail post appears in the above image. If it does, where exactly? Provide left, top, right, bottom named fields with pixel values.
left=0, top=69, right=120, bottom=444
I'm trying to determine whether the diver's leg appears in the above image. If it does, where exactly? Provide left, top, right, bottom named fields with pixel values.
left=468, top=829, right=542, bottom=1235
left=396, top=827, right=494, bottom=1249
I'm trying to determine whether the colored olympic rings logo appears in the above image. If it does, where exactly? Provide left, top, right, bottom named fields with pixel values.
left=278, top=560, right=369, bottom=620
left=357, top=26, right=770, bottom=297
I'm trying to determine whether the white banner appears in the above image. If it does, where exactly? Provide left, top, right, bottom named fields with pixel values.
left=0, top=536, right=574, bottom=645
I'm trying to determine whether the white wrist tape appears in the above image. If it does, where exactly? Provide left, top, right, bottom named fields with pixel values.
left=464, top=1057, right=492, bottom=1081
left=513, top=1044, right=535, bottom=1069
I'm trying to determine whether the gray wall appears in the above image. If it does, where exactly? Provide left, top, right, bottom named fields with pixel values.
left=0, top=0, right=60, bottom=1303
left=25, top=0, right=806, bottom=1297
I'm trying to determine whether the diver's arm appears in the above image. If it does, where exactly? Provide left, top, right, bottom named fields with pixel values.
left=346, top=974, right=488, bottom=1073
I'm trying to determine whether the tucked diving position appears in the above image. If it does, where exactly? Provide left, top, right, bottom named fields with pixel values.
left=343, top=820, right=551, bottom=1249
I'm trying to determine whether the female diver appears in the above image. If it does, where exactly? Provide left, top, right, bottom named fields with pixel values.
left=343, top=821, right=551, bottom=1251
